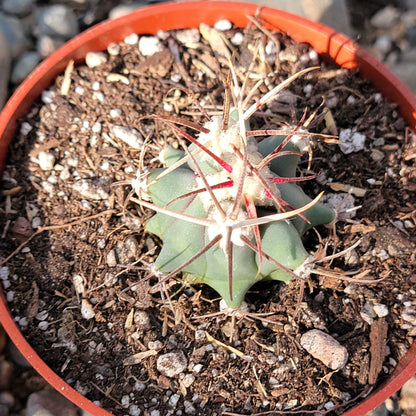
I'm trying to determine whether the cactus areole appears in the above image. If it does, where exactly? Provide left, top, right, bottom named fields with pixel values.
left=135, top=83, right=336, bottom=308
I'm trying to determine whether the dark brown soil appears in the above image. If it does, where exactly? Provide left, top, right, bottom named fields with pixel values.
left=1, top=18, right=416, bottom=416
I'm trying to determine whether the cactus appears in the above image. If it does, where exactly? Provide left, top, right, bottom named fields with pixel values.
left=131, top=68, right=336, bottom=308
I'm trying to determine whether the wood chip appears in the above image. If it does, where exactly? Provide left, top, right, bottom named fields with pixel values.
left=60, top=59, right=74, bottom=96
left=328, top=182, right=367, bottom=197
left=369, top=318, right=388, bottom=385
left=125, top=308, right=134, bottom=330
left=123, top=349, right=158, bottom=366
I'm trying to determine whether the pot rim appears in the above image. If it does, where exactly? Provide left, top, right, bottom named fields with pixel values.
left=1, top=2, right=415, bottom=415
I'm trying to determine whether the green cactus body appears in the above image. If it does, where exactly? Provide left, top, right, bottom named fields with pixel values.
left=142, top=112, right=336, bottom=308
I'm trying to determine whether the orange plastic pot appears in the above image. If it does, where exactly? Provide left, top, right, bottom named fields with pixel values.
left=0, top=2, right=415, bottom=415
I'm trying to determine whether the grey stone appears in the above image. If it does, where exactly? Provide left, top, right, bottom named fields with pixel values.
left=2, top=0, right=34, bottom=17
left=109, top=3, right=144, bottom=20
left=11, top=50, right=40, bottom=84
left=374, top=34, right=393, bottom=56
left=115, top=236, right=140, bottom=264
left=406, top=24, right=416, bottom=46
left=388, top=49, right=416, bottom=95
left=364, top=402, right=388, bottom=416
left=0, top=30, right=11, bottom=109
left=0, top=12, right=29, bottom=58
left=36, top=5, right=79, bottom=39
left=37, top=35, right=65, bottom=58
left=72, top=177, right=111, bottom=200
left=26, top=390, right=78, bottom=416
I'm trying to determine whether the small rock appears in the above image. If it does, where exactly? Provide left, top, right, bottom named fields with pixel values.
left=338, top=128, right=366, bottom=154
left=0, top=30, right=11, bottom=109
left=2, top=0, right=34, bottom=17
left=81, top=299, right=95, bottom=320
left=214, top=19, right=232, bottom=31
left=373, top=34, right=393, bottom=56
left=175, top=28, right=200, bottom=48
left=370, top=148, right=384, bottom=162
left=128, top=404, right=141, bottom=416
left=373, top=304, right=389, bottom=318
left=106, top=249, right=117, bottom=267
left=134, top=310, right=151, bottom=330
left=0, top=391, right=15, bottom=408
left=400, top=375, right=416, bottom=399
left=230, top=32, right=244, bottom=46
left=184, top=400, right=196, bottom=415
left=109, top=3, right=143, bottom=20
left=321, top=193, right=356, bottom=219
left=37, top=151, right=55, bottom=171
left=26, top=390, right=78, bottom=416
left=406, top=24, right=416, bottom=47
left=370, top=6, right=401, bottom=29
left=7, top=341, right=31, bottom=368
left=36, top=34, right=65, bottom=57
left=117, top=236, right=139, bottom=264
left=300, top=329, right=348, bottom=370
left=124, top=33, right=139, bottom=45
left=111, top=125, right=143, bottom=149
left=72, top=177, right=111, bottom=200
left=11, top=216, right=33, bottom=237
left=182, top=374, right=195, bottom=387
left=107, top=42, right=121, bottom=56
left=399, top=396, right=416, bottom=411
left=36, top=5, right=79, bottom=39
left=157, top=351, right=187, bottom=378
left=11, top=51, right=40, bottom=84
left=0, top=361, right=13, bottom=390
left=85, top=51, right=108, bottom=68
left=0, top=12, right=29, bottom=58
left=138, top=36, right=164, bottom=56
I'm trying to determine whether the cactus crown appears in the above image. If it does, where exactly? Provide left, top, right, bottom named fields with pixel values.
left=131, top=66, right=336, bottom=308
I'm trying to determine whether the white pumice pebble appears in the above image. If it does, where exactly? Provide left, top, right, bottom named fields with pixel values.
left=338, top=128, right=366, bottom=154
left=85, top=51, right=107, bottom=68
left=138, top=36, right=164, bottom=56
left=111, top=124, right=143, bottom=149
left=81, top=299, right=95, bottom=320
left=107, top=42, right=121, bottom=55
left=124, top=33, right=138, bottom=45
left=37, top=151, right=55, bottom=171
left=231, top=32, right=244, bottom=46
left=300, top=329, right=348, bottom=370
left=373, top=304, right=389, bottom=317
left=214, top=19, right=232, bottom=31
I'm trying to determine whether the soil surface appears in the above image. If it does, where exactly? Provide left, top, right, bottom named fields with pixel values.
left=1, top=16, right=416, bottom=416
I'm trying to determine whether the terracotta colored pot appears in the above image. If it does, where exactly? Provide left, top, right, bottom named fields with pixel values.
left=1, top=2, right=415, bottom=415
